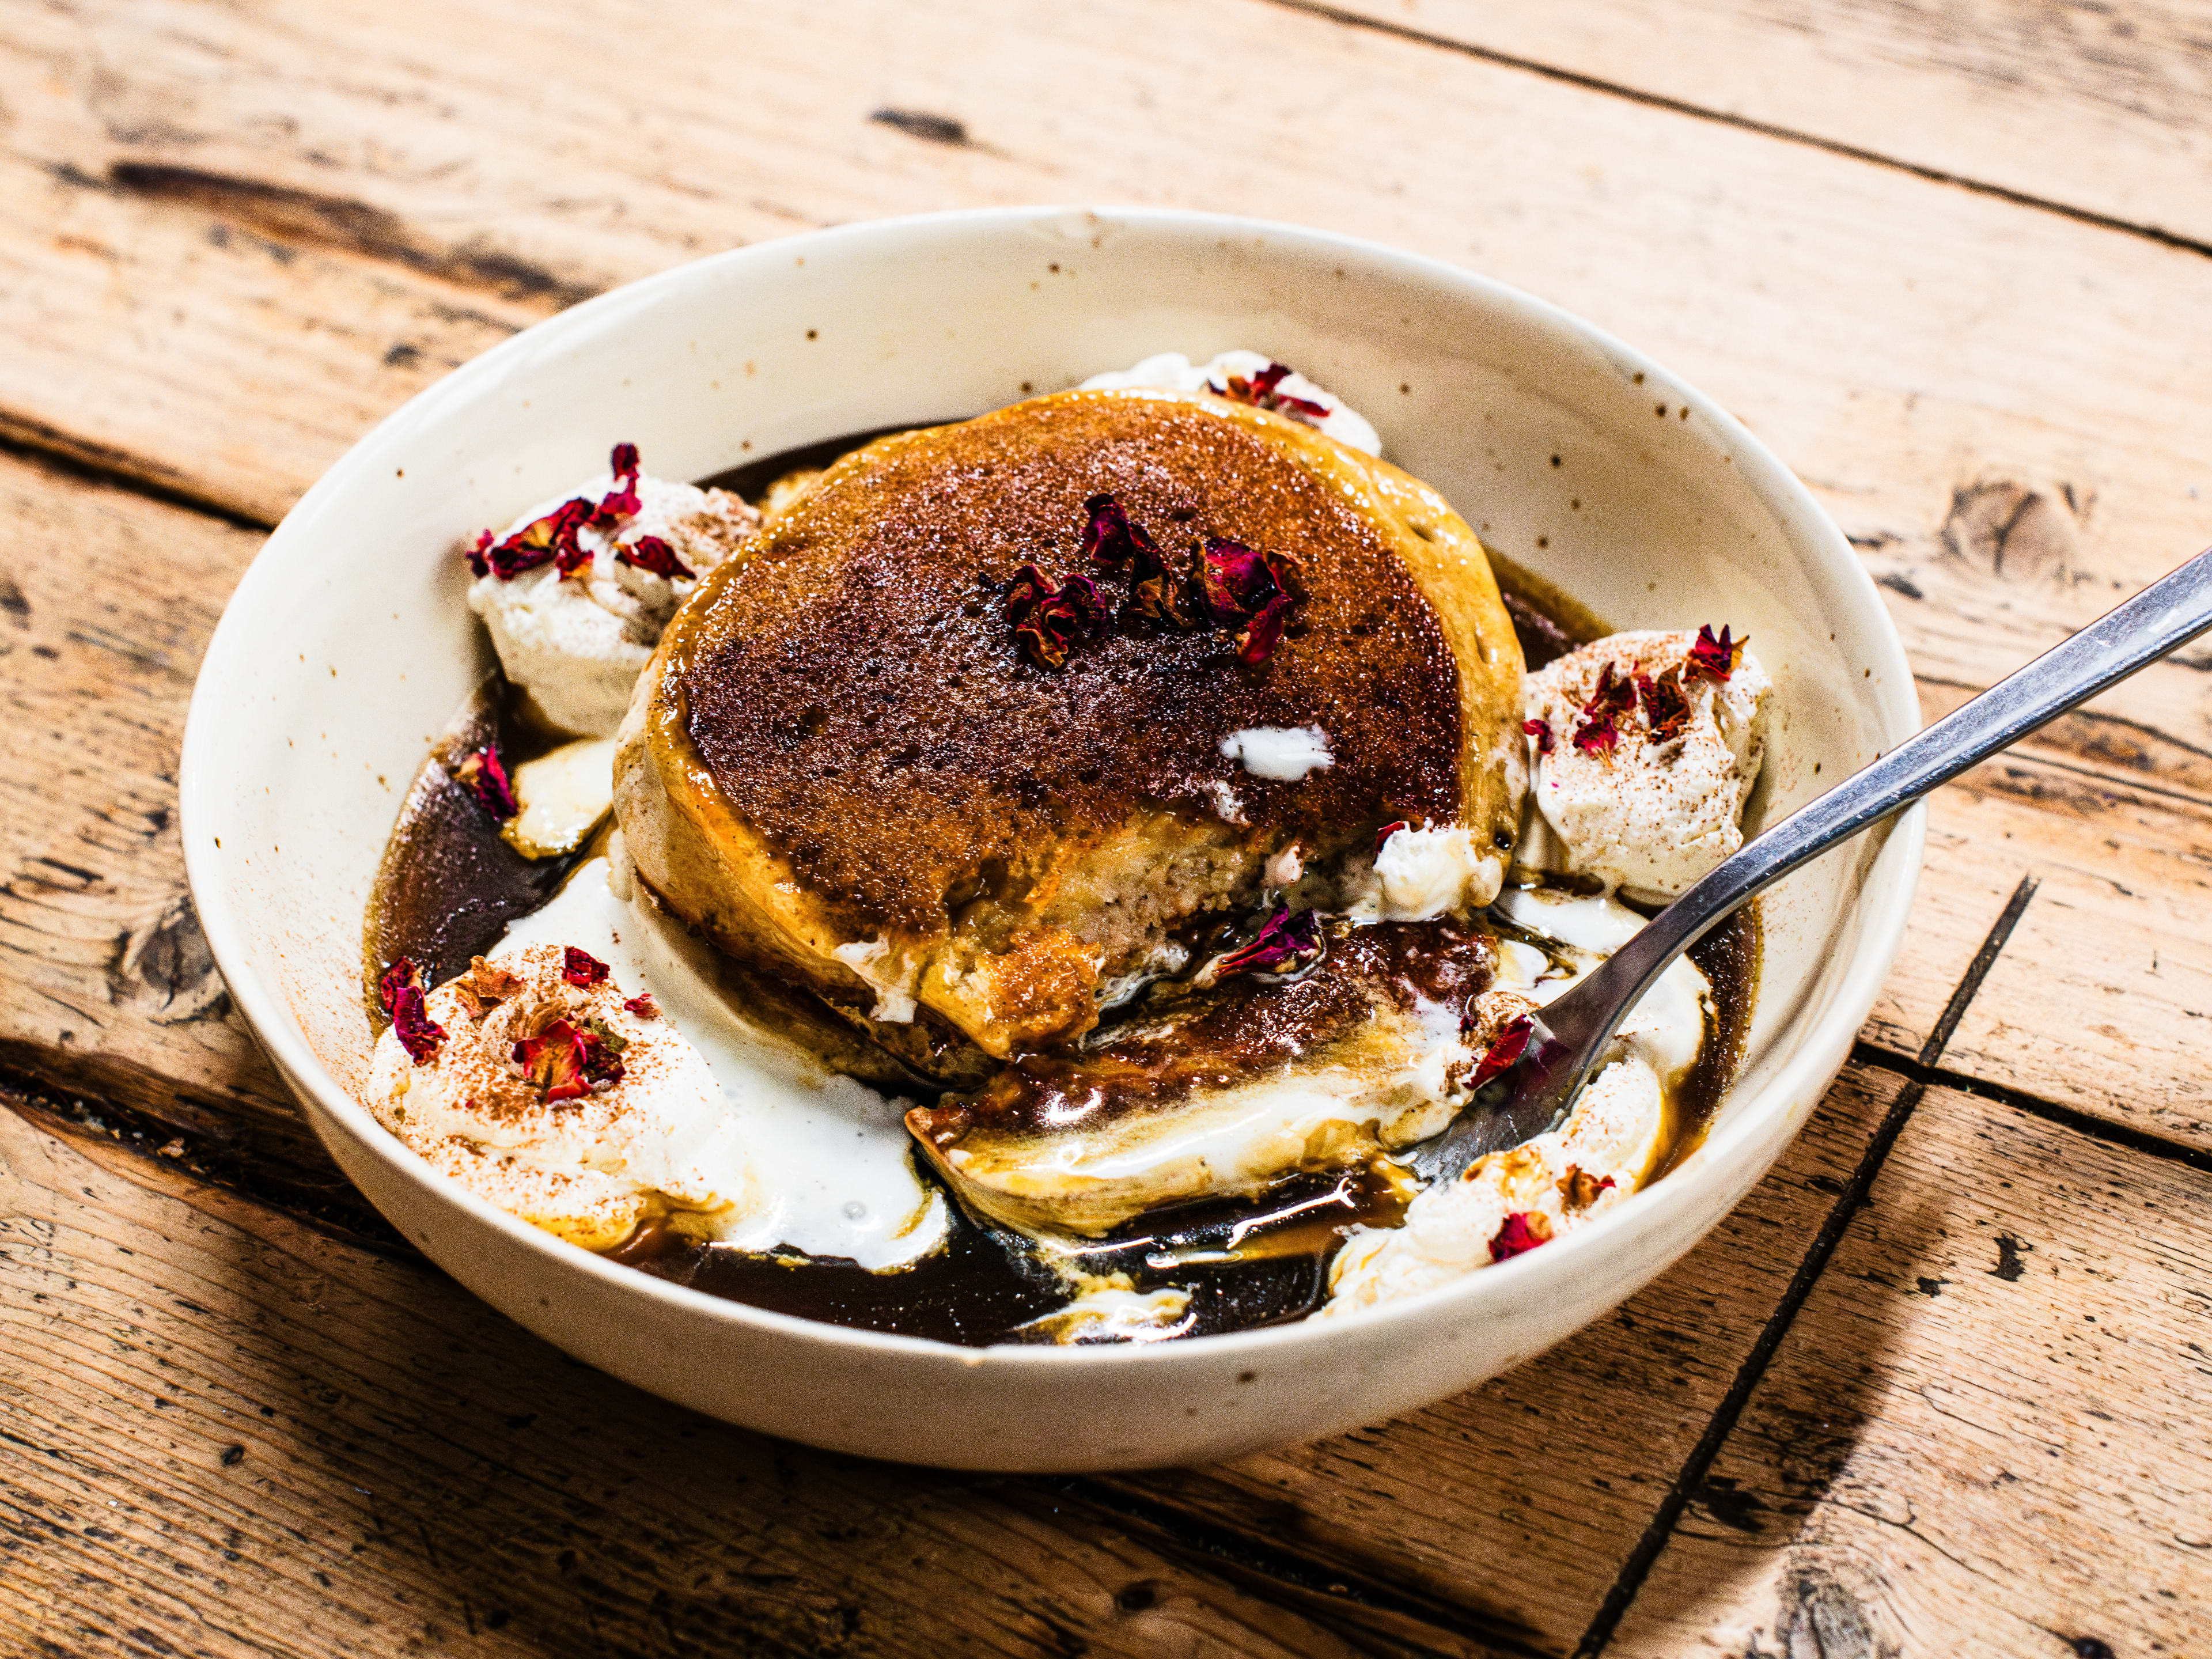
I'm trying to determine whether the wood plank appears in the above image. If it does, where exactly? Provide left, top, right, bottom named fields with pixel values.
left=1608, top=1081, right=2212, bottom=1657
left=1097, top=1063, right=1903, bottom=1653
left=0, top=448, right=336, bottom=1200
left=1311, top=0, right=2212, bottom=248
left=1914, top=683, right=2212, bottom=1153
left=0, top=1098, right=1495, bottom=1659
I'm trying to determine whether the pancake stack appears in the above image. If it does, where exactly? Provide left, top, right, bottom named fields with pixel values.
left=614, top=388, right=1525, bottom=1090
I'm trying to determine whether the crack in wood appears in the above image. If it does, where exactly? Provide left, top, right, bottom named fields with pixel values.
left=103, top=161, right=602, bottom=311
left=1850, top=1038, right=2212, bottom=1177
left=869, top=107, right=970, bottom=145
left=0, top=424, right=274, bottom=532
left=1038, top=1473, right=1549, bottom=1659
left=0, top=1065, right=393, bottom=1247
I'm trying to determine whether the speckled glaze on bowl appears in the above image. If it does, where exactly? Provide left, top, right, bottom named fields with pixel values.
left=180, top=208, right=1920, bottom=1471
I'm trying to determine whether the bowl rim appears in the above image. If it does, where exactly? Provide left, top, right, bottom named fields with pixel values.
left=180, top=203, right=1924, bottom=1372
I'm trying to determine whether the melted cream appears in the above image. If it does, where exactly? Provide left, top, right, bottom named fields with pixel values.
left=1348, top=825, right=1506, bottom=922
left=500, top=859, right=947, bottom=1269
left=921, top=991, right=1472, bottom=1239
left=1220, top=724, right=1334, bottom=779
left=1495, top=886, right=1709, bottom=1086
left=503, top=736, right=616, bottom=859
left=830, top=936, right=919, bottom=1023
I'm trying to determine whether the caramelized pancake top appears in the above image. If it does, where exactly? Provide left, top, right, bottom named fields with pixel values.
left=664, top=392, right=1473, bottom=933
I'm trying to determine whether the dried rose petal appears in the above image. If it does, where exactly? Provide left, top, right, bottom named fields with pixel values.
left=1005, top=563, right=1109, bottom=669
left=562, top=946, right=609, bottom=987
left=514, top=1016, right=627, bottom=1101
left=616, top=535, right=694, bottom=580
left=468, top=957, right=522, bottom=1001
left=1557, top=1167, right=1618, bottom=1210
left=1084, top=495, right=1196, bottom=628
left=1582, top=662, right=1638, bottom=725
left=1375, top=820, right=1408, bottom=856
left=1638, top=669, right=1692, bottom=744
left=1199, top=537, right=1270, bottom=619
left=1468, top=1014, right=1534, bottom=1092
left=1488, top=1210, right=1554, bottom=1262
left=1687, top=624, right=1745, bottom=683
left=1200, top=537, right=1305, bottom=665
left=452, top=955, right=522, bottom=1020
left=552, top=500, right=599, bottom=579
left=623, top=992, right=659, bottom=1019
left=1080, top=495, right=1142, bottom=570
left=579, top=1027, right=624, bottom=1087
left=1573, top=663, right=1637, bottom=757
left=1523, top=717, right=1555, bottom=756
left=1212, top=904, right=1324, bottom=980
left=453, top=746, right=518, bottom=820
left=1217, top=361, right=1332, bottom=423
left=465, top=529, right=495, bottom=579
left=376, top=957, right=415, bottom=1017
left=580, top=1013, right=630, bottom=1059
left=1128, top=562, right=1199, bottom=630
left=477, top=495, right=594, bottom=582
left=1005, top=562, right=1056, bottom=618
left=514, top=1021, right=589, bottom=1100
left=591, top=441, right=643, bottom=529
left=377, top=958, right=446, bottom=1066
left=1059, top=573, right=1111, bottom=628
left=1571, top=716, right=1619, bottom=756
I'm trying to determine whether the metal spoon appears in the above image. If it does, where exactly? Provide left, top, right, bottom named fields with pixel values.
left=1406, top=544, right=2212, bottom=1187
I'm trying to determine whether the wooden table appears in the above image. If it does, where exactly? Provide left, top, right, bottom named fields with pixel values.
left=5, top=3, right=2209, bottom=1653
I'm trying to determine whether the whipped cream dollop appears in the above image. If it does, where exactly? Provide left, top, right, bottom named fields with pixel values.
left=1324, top=1047, right=1658, bottom=1313
left=366, top=943, right=747, bottom=1252
left=1523, top=629, right=1771, bottom=898
left=1080, top=350, right=1383, bottom=456
left=467, top=459, right=760, bottom=736
left=504, top=858, right=949, bottom=1269
left=1219, top=724, right=1334, bottom=780
left=1345, top=824, right=1509, bottom=922
left=371, top=859, right=947, bottom=1270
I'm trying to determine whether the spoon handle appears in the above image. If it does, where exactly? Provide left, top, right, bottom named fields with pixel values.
left=1540, top=543, right=2212, bottom=1087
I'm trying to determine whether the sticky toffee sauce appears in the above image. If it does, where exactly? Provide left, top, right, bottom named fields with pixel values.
left=364, top=436, right=1760, bottom=1346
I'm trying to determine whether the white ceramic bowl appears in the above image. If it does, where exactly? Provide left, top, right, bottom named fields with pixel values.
left=181, top=207, right=1920, bottom=1471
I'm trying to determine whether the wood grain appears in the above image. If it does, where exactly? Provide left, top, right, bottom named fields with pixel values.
left=0, top=1097, right=1504, bottom=1659
left=1608, top=1078, right=2212, bottom=1657
left=1310, top=0, right=2212, bottom=248
left=1915, top=684, right=2212, bottom=1152
left=0, top=446, right=334, bottom=1199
